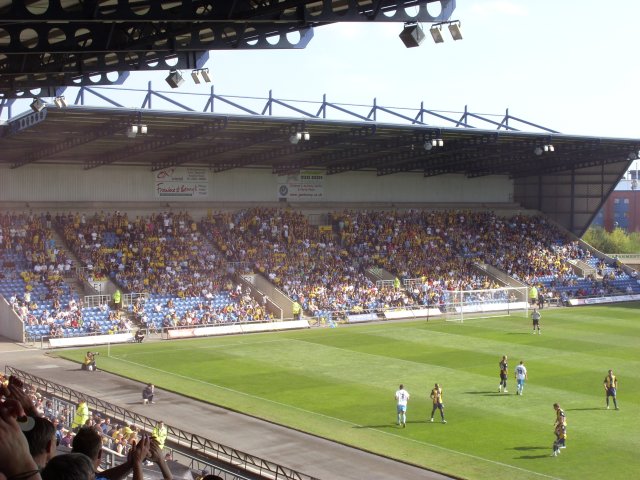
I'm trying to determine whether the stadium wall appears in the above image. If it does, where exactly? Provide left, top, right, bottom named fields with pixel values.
left=0, top=165, right=513, bottom=204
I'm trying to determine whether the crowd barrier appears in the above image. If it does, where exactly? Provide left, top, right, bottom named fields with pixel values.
left=5, top=367, right=318, bottom=480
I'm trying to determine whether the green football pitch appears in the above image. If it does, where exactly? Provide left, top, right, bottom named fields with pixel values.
left=60, top=304, right=640, bottom=480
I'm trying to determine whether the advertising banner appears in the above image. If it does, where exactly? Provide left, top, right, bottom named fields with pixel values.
left=154, top=167, right=208, bottom=198
left=277, top=170, right=324, bottom=201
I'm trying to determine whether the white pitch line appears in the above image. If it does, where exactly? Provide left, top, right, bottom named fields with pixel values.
left=113, top=338, right=288, bottom=357
left=108, top=355, right=563, bottom=480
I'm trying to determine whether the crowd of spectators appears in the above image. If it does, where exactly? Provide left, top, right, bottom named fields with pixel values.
left=56, top=211, right=230, bottom=298
left=200, top=208, right=403, bottom=318
left=0, top=371, right=174, bottom=480
left=2, top=208, right=638, bottom=337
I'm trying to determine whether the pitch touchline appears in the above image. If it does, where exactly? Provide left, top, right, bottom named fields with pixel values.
left=108, top=355, right=562, bottom=480
left=114, top=338, right=288, bottom=357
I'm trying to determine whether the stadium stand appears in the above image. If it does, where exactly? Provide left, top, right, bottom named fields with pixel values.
left=1, top=206, right=638, bottom=345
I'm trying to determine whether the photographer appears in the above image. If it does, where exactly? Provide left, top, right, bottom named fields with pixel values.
left=81, top=351, right=98, bottom=372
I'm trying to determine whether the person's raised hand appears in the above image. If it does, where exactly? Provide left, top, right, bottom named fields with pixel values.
left=8, top=380, right=38, bottom=417
left=0, top=404, right=41, bottom=478
left=148, top=438, right=163, bottom=463
left=131, top=434, right=151, bottom=464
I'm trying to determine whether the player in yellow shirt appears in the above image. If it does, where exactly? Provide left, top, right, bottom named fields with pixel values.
left=429, top=383, right=446, bottom=424
left=552, top=422, right=567, bottom=456
left=553, top=403, right=566, bottom=427
left=603, top=369, right=619, bottom=410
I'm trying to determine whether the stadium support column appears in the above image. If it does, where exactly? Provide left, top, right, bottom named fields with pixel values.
left=570, top=168, right=576, bottom=234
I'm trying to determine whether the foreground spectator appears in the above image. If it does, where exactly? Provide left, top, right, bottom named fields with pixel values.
left=72, top=426, right=132, bottom=480
left=0, top=397, right=43, bottom=480
left=23, top=416, right=57, bottom=469
left=41, top=453, right=94, bottom=480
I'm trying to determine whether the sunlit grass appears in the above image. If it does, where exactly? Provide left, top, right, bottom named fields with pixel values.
left=59, top=304, right=640, bottom=480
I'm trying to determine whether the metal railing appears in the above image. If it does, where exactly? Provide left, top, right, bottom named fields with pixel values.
left=5, top=367, right=319, bottom=480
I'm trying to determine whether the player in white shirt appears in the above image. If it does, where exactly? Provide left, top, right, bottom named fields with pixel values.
left=515, top=360, right=528, bottom=395
left=395, top=384, right=410, bottom=428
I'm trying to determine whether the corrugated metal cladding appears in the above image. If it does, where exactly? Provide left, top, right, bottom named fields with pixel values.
left=0, top=165, right=514, bottom=205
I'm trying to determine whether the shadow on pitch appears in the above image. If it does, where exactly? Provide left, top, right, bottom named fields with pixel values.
left=354, top=421, right=425, bottom=430
left=353, top=424, right=401, bottom=430
left=464, top=391, right=511, bottom=397
left=511, top=446, right=550, bottom=460
left=566, top=407, right=604, bottom=411
left=516, top=454, right=551, bottom=460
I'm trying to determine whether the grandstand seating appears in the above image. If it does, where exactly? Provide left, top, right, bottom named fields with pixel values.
left=2, top=208, right=638, bottom=342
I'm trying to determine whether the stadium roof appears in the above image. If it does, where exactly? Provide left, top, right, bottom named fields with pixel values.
left=2, top=100, right=639, bottom=237
left=1, top=104, right=638, bottom=179
left=0, top=0, right=456, bottom=98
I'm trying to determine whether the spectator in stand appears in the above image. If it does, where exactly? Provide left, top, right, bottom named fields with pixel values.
left=72, top=426, right=135, bottom=480
left=59, top=429, right=73, bottom=448
left=22, top=416, right=57, bottom=469
left=0, top=393, right=44, bottom=480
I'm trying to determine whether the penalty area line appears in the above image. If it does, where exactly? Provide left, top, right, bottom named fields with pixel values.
left=109, top=355, right=561, bottom=480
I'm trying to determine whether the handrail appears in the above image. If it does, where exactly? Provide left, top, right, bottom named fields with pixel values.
left=5, top=367, right=319, bottom=480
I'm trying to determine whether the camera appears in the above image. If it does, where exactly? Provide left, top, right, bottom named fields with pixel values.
left=92, top=352, right=100, bottom=356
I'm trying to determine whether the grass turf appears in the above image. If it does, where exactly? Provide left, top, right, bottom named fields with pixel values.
left=59, top=304, right=640, bottom=480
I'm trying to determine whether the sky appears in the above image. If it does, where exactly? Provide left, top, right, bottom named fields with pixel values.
left=4, top=0, right=640, bottom=140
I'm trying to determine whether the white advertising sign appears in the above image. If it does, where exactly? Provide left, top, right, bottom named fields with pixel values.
left=154, top=167, right=208, bottom=198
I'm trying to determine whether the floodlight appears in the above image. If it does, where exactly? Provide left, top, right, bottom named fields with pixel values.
left=436, top=138, right=444, bottom=147
left=448, top=22, right=463, bottom=41
left=289, top=133, right=300, bottom=145
left=547, top=144, right=554, bottom=152
left=53, top=96, right=68, bottom=108
left=30, top=98, right=46, bottom=112
left=399, top=22, right=425, bottom=48
left=191, top=70, right=201, bottom=84
left=139, top=125, right=148, bottom=135
left=165, top=70, right=184, bottom=88
left=534, top=147, right=543, bottom=156
left=200, top=68, right=212, bottom=83
left=302, top=131, right=310, bottom=141
left=430, top=25, right=444, bottom=44
left=424, top=141, right=433, bottom=151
